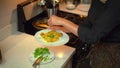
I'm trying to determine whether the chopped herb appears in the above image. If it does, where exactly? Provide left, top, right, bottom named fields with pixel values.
left=34, top=47, right=50, bottom=58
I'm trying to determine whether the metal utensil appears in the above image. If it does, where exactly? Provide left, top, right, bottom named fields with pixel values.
left=33, top=57, right=42, bottom=68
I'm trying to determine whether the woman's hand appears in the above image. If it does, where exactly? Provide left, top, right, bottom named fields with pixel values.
left=48, top=15, right=67, bottom=26
left=47, top=15, right=71, bottom=33
left=48, top=15, right=79, bottom=36
left=48, top=25, right=71, bottom=33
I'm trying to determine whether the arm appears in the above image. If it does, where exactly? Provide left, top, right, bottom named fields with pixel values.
left=78, top=1, right=120, bottom=44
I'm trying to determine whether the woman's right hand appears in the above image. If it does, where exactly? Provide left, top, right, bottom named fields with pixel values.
left=48, top=15, right=79, bottom=36
left=48, top=25, right=71, bottom=33
left=48, top=15, right=67, bottom=26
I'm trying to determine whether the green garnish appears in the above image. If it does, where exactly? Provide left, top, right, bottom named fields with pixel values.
left=48, top=34, right=55, bottom=38
left=34, top=47, right=50, bottom=58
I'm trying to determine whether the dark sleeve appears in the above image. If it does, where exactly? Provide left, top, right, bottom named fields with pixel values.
left=78, top=0, right=120, bottom=44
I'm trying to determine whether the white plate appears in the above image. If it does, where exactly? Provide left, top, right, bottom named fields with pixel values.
left=34, top=29, right=69, bottom=46
left=29, top=50, right=55, bottom=64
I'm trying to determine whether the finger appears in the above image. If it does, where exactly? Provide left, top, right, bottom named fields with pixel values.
left=47, top=19, right=52, bottom=26
left=47, top=26, right=53, bottom=29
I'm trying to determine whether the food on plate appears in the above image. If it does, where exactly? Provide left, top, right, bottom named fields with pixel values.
left=40, top=30, right=63, bottom=42
left=34, top=47, right=50, bottom=62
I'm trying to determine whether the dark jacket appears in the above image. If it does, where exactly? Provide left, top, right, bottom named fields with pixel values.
left=78, top=0, right=120, bottom=44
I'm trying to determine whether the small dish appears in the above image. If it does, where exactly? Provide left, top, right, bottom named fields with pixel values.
left=66, top=4, right=75, bottom=10
left=29, top=49, right=55, bottom=64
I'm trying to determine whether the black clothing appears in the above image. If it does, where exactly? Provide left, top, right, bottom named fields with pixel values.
left=78, top=0, right=120, bottom=44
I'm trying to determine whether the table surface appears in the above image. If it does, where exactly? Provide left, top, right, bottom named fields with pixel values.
left=0, top=33, right=75, bottom=68
left=59, top=3, right=90, bottom=16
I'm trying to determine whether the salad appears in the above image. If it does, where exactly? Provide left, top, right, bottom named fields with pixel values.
left=34, top=47, right=51, bottom=62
